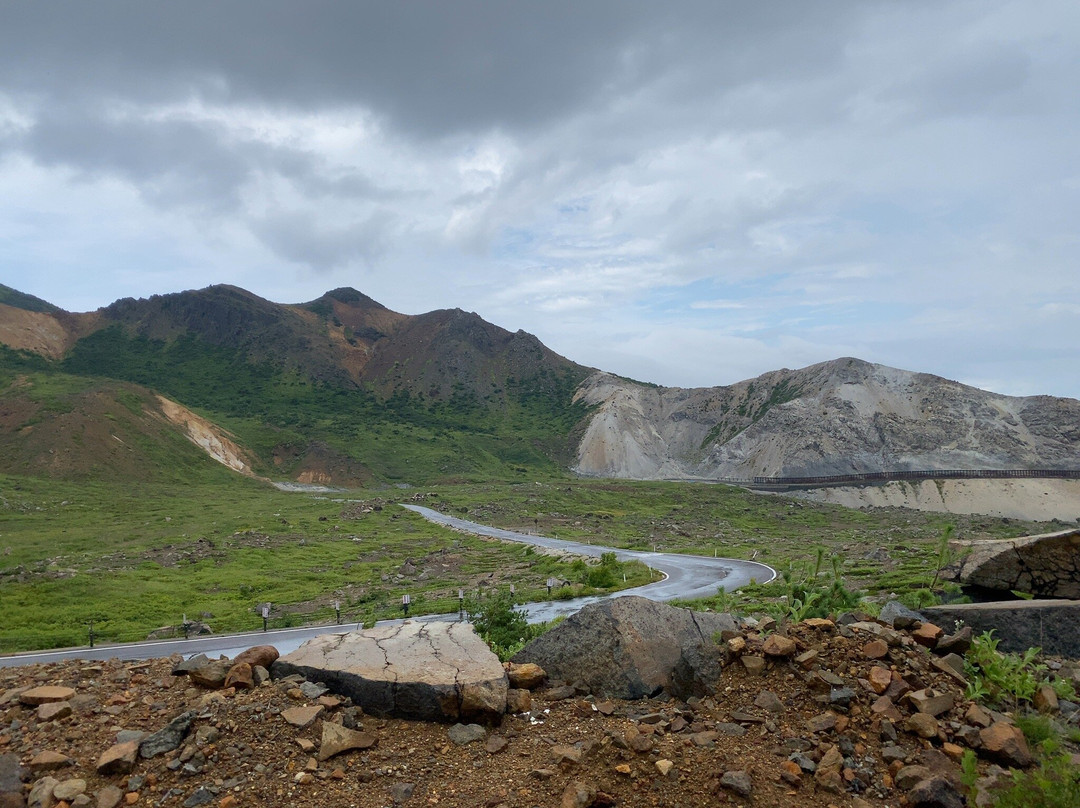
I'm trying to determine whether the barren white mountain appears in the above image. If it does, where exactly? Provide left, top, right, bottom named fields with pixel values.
left=573, top=357, right=1080, bottom=481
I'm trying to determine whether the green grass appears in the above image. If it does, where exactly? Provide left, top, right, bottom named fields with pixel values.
left=0, top=471, right=1061, bottom=652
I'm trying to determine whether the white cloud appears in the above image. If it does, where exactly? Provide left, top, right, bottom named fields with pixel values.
left=0, top=1, right=1078, bottom=399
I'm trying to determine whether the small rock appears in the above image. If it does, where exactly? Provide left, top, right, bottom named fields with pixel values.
left=719, top=770, right=753, bottom=798
left=552, top=744, right=583, bottom=765
left=506, top=688, right=532, bottom=713
left=740, top=656, right=766, bottom=675
left=28, top=776, right=59, bottom=808
left=979, top=722, right=1034, bottom=768
left=863, top=639, right=889, bottom=659
left=780, top=759, right=803, bottom=785
left=447, top=723, right=486, bottom=746
left=655, top=759, right=674, bottom=776
left=0, top=754, right=24, bottom=805
left=139, top=711, right=196, bottom=759
left=754, top=690, right=784, bottom=713
left=36, top=701, right=72, bottom=722
left=19, top=686, right=75, bottom=706
left=485, top=735, right=508, bottom=755
left=505, top=662, right=546, bottom=690
left=794, top=649, right=818, bottom=669
left=233, top=645, right=279, bottom=669
left=905, top=713, right=939, bottom=739
left=281, top=705, right=323, bottom=729
left=879, top=600, right=924, bottom=628
left=546, top=685, right=576, bottom=701
left=868, top=666, right=893, bottom=694
left=29, top=751, right=71, bottom=772
left=299, top=681, right=329, bottom=700
left=908, top=775, right=966, bottom=808
left=762, top=634, right=796, bottom=657
left=881, top=743, right=907, bottom=763
left=187, top=660, right=230, bottom=689
left=909, top=688, right=954, bottom=717
left=561, top=781, right=594, bottom=808
left=96, top=784, right=124, bottom=808
left=912, top=622, right=944, bottom=648
left=390, top=782, right=415, bottom=804
left=318, top=723, right=378, bottom=761
left=806, top=712, right=838, bottom=733
left=1034, top=684, right=1059, bottom=714
left=935, top=626, right=974, bottom=655
left=965, top=703, right=993, bottom=728
left=223, top=662, right=253, bottom=690
left=895, top=765, right=932, bottom=790
left=53, top=778, right=86, bottom=802
left=96, top=741, right=140, bottom=776
left=181, top=786, right=214, bottom=807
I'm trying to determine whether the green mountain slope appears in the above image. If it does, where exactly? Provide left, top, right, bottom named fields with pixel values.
left=0, top=286, right=594, bottom=485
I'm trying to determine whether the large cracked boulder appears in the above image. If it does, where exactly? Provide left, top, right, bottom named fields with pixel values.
left=271, top=621, right=507, bottom=723
left=512, top=596, right=738, bottom=699
left=948, top=528, right=1080, bottom=599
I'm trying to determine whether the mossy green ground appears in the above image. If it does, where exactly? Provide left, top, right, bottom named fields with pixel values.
left=0, top=473, right=1060, bottom=652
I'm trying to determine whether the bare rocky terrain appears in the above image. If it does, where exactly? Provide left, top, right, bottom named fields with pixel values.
left=2, top=611, right=1077, bottom=808
left=573, top=358, right=1080, bottom=521
left=789, top=478, right=1080, bottom=523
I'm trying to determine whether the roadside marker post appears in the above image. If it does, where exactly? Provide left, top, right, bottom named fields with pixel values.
left=458, top=589, right=465, bottom=619
left=401, top=593, right=411, bottom=617
left=261, top=604, right=270, bottom=632
left=87, top=620, right=95, bottom=648
left=333, top=600, right=341, bottom=625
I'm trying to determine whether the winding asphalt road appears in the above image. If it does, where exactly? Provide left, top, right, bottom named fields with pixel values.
left=0, top=505, right=775, bottom=667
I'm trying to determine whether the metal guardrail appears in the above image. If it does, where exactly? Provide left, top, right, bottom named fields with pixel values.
left=735, top=468, right=1080, bottom=488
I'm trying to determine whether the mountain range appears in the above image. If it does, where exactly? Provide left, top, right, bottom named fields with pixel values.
left=1, top=283, right=1078, bottom=488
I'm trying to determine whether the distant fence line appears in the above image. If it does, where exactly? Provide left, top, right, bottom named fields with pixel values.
left=716, top=468, right=1080, bottom=489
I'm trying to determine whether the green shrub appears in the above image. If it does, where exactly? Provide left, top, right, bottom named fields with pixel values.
left=467, top=592, right=538, bottom=661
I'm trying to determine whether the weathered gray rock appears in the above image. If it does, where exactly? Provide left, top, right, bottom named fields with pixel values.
left=512, top=596, right=738, bottom=699
left=924, top=600, right=1080, bottom=658
left=907, top=776, right=966, bottom=808
left=171, top=655, right=211, bottom=676
left=949, top=528, right=1080, bottom=598
left=272, top=622, right=507, bottom=723
left=187, top=660, right=230, bottom=689
left=879, top=600, right=925, bottom=628
left=447, top=723, right=487, bottom=746
left=0, top=754, right=23, bottom=808
left=27, top=777, right=57, bottom=808
left=139, top=711, right=197, bottom=759
left=52, top=779, right=85, bottom=802
left=719, top=770, right=753, bottom=798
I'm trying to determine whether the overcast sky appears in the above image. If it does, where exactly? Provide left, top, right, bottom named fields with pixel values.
left=1, top=1, right=1078, bottom=398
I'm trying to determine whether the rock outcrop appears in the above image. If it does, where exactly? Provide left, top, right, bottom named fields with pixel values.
left=947, top=528, right=1080, bottom=599
left=272, top=621, right=507, bottom=723
left=512, top=596, right=739, bottom=699
left=573, top=359, right=1080, bottom=481
left=924, top=599, right=1080, bottom=657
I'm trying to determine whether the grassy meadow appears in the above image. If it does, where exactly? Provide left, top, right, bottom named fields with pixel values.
left=0, top=471, right=1061, bottom=653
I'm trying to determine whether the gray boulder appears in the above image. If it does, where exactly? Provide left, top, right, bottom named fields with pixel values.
left=924, top=600, right=1080, bottom=658
left=879, top=600, right=924, bottom=628
left=512, top=596, right=738, bottom=699
left=272, top=621, right=506, bottom=723
left=0, top=753, right=23, bottom=808
left=140, top=711, right=197, bottom=759
left=948, top=528, right=1080, bottom=598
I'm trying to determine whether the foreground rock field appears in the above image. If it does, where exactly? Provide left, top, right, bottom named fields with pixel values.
left=1, top=611, right=1078, bottom=808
